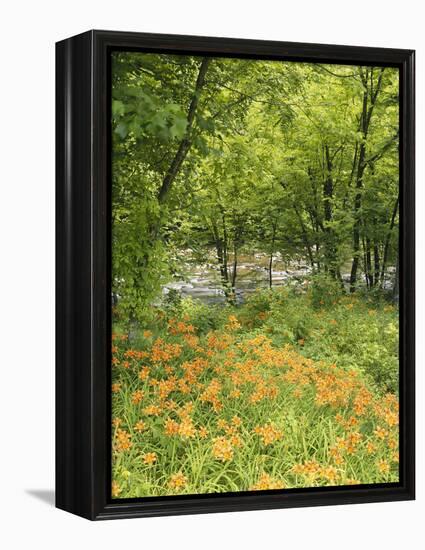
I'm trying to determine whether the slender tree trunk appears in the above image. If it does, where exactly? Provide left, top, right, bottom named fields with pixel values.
left=157, top=58, right=211, bottom=204
left=350, top=139, right=367, bottom=291
left=293, top=204, right=315, bottom=269
left=366, top=237, right=373, bottom=287
left=231, top=243, right=238, bottom=294
left=323, top=145, right=334, bottom=265
left=350, top=68, right=385, bottom=292
left=380, top=194, right=399, bottom=288
left=373, top=242, right=380, bottom=288
left=213, top=209, right=237, bottom=304
left=393, top=248, right=399, bottom=302
left=144, top=56, right=211, bottom=266
left=361, top=236, right=369, bottom=288
left=221, top=212, right=233, bottom=303
left=307, top=168, right=323, bottom=268
left=268, top=219, right=278, bottom=288
left=280, top=180, right=315, bottom=269
left=268, top=254, right=273, bottom=288
left=211, top=219, right=230, bottom=295
left=323, top=145, right=342, bottom=281
left=215, top=240, right=229, bottom=287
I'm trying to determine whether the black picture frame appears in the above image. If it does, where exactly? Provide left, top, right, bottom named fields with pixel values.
left=56, top=29, right=415, bottom=520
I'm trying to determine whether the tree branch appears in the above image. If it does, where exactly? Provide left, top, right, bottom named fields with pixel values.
left=365, top=131, right=399, bottom=166
left=157, top=57, right=211, bottom=203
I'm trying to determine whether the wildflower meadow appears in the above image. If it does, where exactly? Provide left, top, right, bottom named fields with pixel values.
left=111, top=288, right=399, bottom=497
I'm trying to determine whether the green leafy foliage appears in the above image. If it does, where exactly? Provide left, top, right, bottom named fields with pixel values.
left=308, top=273, right=343, bottom=309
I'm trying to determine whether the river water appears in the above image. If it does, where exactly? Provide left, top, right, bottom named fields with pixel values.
left=161, top=250, right=396, bottom=305
left=162, top=252, right=312, bottom=305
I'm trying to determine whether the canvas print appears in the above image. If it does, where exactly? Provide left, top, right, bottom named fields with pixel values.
left=110, top=52, right=399, bottom=499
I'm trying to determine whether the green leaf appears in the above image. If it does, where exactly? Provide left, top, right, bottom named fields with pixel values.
left=170, top=117, right=187, bottom=139
left=115, top=122, right=128, bottom=139
left=197, top=115, right=215, bottom=132
left=112, top=100, right=125, bottom=117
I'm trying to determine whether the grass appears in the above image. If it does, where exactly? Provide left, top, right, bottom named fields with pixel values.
left=111, top=285, right=399, bottom=498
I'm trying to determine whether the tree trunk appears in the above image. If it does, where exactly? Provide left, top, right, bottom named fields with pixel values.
left=393, top=248, right=399, bottom=302
left=350, top=68, right=385, bottom=292
left=294, top=204, right=315, bottom=269
left=349, top=133, right=367, bottom=291
left=213, top=209, right=237, bottom=304
left=231, top=243, right=238, bottom=296
left=361, top=236, right=369, bottom=289
left=373, top=242, right=380, bottom=288
left=145, top=57, right=211, bottom=256
left=279, top=180, right=315, bottom=270
left=323, top=145, right=340, bottom=279
left=268, top=253, right=273, bottom=288
left=157, top=58, right=211, bottom=204
left=211, top=219, right=230, bottom=296
left=365, top=237, right=373, bottom=287
left=380, top=193, right=399, bottom=288
left=268, top=219, right=278, bottom=288
left=221, top=212, right=235, bottom=303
